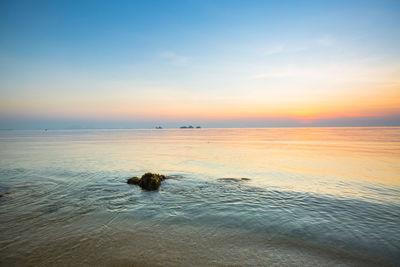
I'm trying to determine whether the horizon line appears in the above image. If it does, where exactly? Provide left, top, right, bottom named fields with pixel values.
left=1, top=125, right=400, bottom=131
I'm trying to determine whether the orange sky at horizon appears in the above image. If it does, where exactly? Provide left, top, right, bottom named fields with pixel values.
left=1, top=81, right=399, bottom=124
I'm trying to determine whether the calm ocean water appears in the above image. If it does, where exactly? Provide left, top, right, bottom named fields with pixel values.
left=0, top=127, right=399, bottom=266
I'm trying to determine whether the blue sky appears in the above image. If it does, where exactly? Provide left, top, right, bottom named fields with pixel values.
left=0, top=0, right=399, bottom=129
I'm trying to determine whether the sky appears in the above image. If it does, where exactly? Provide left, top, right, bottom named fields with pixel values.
left=0, top=0, right=399, bottom=129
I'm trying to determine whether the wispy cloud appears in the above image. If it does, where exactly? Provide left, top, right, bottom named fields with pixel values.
left=316, top=35, right=333, bottom=46
left=263, top=35, right=334, bottom=56
left=263, top=44, right=285, bottom=56
left=249, top=62, right=400, bottom=85
left=161, top=51, right=188, bottom=66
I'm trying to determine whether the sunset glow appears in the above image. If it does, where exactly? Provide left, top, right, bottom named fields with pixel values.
left=1, top=0, right=399, bottom=128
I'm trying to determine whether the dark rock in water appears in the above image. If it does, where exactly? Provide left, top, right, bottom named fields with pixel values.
left=127, top=173, right=166, bottom=190
left=127, top=177, right=140, bottom=184
left=139, top=173, right=166, bottom=190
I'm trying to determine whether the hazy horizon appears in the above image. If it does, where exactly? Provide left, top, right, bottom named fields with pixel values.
left=1, top=114, right=400, bottom=130
left=1, top=118, right=400, bottom=130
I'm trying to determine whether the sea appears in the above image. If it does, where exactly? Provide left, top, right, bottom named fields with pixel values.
left=0, top=127, right=399, bottom=266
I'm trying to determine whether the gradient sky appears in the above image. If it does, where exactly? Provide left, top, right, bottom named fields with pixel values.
left=1, top=0, right=399, bottom=129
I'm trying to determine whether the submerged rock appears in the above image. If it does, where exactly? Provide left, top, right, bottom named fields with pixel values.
left=127, top=173, right=166, bottom=190
left=218, top=177, right=251, bottom=183
left=0, top=191, right=10, bottom=198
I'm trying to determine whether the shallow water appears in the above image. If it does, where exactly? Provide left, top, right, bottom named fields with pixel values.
left=0, top=128, right=399, bottom=266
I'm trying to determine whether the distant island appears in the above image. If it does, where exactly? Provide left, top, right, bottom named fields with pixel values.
left=180, top=125, right=201, bottom=129
left=154, top=126, right=201, bottom=129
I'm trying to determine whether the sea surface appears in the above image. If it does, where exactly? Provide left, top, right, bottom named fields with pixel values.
left=0, top=127, right=399, bottom=266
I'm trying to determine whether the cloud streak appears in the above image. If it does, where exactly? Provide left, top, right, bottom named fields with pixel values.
left=316, top=35, right=333, bottom=46
left=263, top=44, right=285, bottom=56
left=161, top=51, right=188, bottom=66
left=263, top=35, right=334, bottom=56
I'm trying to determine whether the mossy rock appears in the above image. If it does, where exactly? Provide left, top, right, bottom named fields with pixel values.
left=127, top=177, right=140, bottom=184
left=127, top=172, right=166, bottom=190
